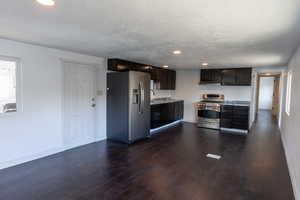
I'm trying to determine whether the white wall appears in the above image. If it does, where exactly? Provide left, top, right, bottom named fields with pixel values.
left=0, top=39, right=107, bottom=169
left=174, top=69, right=252, bottom=123
left=258, top=77, right=274, bottom=110
left=280, top=46, right=300, bottom=200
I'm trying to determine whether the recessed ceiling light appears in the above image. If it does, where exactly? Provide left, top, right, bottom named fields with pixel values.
left=173, top=50, right=182, bottom=55
left=202, top=63, right=208, bottom=66
left=36, top=0, right=55, bottom=6
left=163, top=65, right=169, bottom=68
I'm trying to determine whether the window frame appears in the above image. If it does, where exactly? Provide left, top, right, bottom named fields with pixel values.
left=285, top=70, right=293, bottom=116
left=0, top=55, right=22, bottom=116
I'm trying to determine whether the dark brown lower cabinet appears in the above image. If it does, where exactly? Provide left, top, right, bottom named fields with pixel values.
left=220, top=105, right=249, bottom=130
left=220, top=105, right=233, bottom=128
left=151, top=101, right=184, bottom=129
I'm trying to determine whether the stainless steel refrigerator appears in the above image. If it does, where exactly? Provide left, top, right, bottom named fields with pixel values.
left=107, top=71, right=150, bottom=144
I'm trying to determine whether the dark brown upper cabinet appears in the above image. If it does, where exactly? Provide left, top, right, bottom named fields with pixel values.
left=155, top=69, right=168, bottom=89
left=108, top=59, right=132, bottom=72
left=150, top=67, right=159, bottom=81
left=221, top=69, right=237, bottom=85
left=108, top=58, right=176, bottom=90
left=235, top=68, right=252, bottom=85
left=168, top=70, right=176, bottom=90
left=200, top=69, right=222, bottom=84
left=221, top=68, right=252, bottom=86
left=156, top=69, right=176, bottom=90
left=200, top=68, right=252, bottom=86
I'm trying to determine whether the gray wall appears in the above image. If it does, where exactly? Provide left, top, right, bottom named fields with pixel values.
left=281, top=46, right=300, bottom=200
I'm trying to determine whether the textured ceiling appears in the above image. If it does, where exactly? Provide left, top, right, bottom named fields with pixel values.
left=1, top=0, right=300, bottom=69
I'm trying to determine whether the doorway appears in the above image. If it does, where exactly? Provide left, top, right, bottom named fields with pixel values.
left=62, top=60, right=97, bottom=150
left=255, top=73, right=281, bottom=122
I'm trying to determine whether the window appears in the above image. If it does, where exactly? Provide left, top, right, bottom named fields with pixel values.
left=285, top=71, right=293, bottom=116
left=0, top=59, right=18, bottom=114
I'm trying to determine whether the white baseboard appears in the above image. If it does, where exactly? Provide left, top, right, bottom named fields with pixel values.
left=0, top=147, right=63, bottom=170
left=0, top=138, right=107, bottom=170
left=182, top=119, right=197, bottom=123
left=150, top=120, right=182, bottom=133
left=96, top=135, right=107, bottom=142
left=281, top=134, right=299, bottom=200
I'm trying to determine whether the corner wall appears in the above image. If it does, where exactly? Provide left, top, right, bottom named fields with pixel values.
left=280, top=46, right=300, bottom=200
left=0, top=39, right=107, bottom=169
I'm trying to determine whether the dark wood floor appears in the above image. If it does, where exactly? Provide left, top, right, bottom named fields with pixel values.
left=0, top=111, right=294, bottom=200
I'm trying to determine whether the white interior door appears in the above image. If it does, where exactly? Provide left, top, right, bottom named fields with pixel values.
left=63, top=61, right=96, bottom=150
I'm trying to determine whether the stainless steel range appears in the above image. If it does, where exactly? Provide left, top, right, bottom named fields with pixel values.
left=197, top=94, right=224, bottom=130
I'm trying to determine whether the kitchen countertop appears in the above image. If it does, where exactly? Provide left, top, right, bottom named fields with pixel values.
left=223, top=101, right=250, bottom=106
left=150, top=99, right=183, bottom=105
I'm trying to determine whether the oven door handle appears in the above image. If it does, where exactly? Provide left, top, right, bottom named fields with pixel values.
left=199, top=108, right=220, bottom=112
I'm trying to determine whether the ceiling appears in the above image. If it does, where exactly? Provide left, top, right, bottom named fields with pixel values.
left=1, top=0, right=300, bottom=69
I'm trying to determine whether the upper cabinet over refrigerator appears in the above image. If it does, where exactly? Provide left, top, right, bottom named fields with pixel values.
left=108, top=58, right=176, bottom=90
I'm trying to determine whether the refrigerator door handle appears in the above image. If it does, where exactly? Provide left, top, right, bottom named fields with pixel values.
left=141, top=82, right=145, bottom=114
left=139, top=82, right=144, bottom=114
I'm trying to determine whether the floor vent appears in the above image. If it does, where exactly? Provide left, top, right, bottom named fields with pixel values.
left=206, top=154, right=221, bottom=160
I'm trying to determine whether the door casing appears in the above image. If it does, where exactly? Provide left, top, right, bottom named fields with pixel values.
left=255, top=73, right=281, bottom=122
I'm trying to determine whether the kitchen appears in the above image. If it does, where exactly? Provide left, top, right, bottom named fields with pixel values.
left=107, top=59, right=252, bottom=144
left=1, top=1, right=298, bottom=199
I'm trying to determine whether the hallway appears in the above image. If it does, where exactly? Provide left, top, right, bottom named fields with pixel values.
left=0, top=111, right=294, bottom=200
